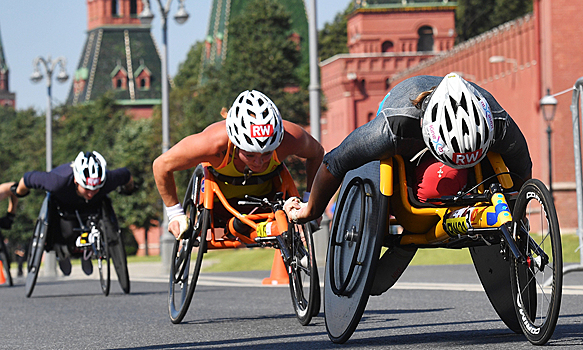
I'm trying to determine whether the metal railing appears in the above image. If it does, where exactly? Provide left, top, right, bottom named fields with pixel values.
left=566, top=77, right=583, bottom=277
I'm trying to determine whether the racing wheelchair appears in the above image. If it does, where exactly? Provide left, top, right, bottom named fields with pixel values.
left=25, top=194, right=130, bottom=297
left=168, top=162, right=320, bottom=325
left=325, top=153, right=562, bottom=345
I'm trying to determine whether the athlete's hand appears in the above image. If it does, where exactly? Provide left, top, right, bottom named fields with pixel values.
left=284, top=197, right=307, bottom=222
left=169, top=214, right=189, bottom=240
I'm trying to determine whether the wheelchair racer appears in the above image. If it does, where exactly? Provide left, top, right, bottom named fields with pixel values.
left=153, top=89, right=324, bottom=240
left=12, top=151, right=135, bottom=276
left=286, top=72, right=532, bottom=223
left=0, top=181, right=18, bottom=230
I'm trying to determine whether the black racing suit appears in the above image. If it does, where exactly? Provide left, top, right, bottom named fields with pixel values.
left=323, top=75, right=532, bottom=191
left=24, top=163, right=131, bottom=249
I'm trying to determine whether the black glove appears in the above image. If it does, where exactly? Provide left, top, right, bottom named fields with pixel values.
left=10, top=183, right=29, bottom=198
left=0, top=212, right=15, bottom=230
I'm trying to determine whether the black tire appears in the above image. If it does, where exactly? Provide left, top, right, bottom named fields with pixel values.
left=25, top=195, right=50, bottom=298
left=97, top=221, right=111, bottom=296
left=169, top=165, right=209, bottom=324
left=102, top=199, right=130, bottom=294
left=324, top=161, right=387, bottom=344
left=0, top=238, right=13, bottom=286
left=287, top=220, right=320, bottom=325
left=510, top=179, right=562, bottom=345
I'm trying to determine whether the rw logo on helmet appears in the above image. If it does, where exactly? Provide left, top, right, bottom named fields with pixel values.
left=250, top=124, right=274, bottom=138
left=87, top=177, right=102, bottom=187
left=453, top=149, right=483, bottom=165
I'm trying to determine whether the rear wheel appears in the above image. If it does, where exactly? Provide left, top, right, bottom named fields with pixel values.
left=510, top=179, right=562, bottom=345
left=287, top=220, right=320, bottom=325
left=25, top=195, right=50, bottom=298
left=97, top=222, right=111, bottom=296
left=0, top=238, right=13, bottom=286
left=169, top=165, right=209, bottom=324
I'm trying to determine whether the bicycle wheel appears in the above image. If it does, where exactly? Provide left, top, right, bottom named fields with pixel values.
left=102, top=199, right=130, bottom=294
left=25, top=195, right=50, bottom=298
left=0, top=237, right=13, bottom=286
left=325, top=161, right=387, bottom=344
left=510, top=179, right=562, bottom=345
left=97, top=221, right=111, bottom=296
left=169, top=165, right=210, bottom=324
left=287, top=220, right=320, bottom=325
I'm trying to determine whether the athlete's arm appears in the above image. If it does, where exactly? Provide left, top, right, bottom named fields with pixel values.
left=153, top=121, right=229, bottom=208
left=277, top=121, right=324, bottom=192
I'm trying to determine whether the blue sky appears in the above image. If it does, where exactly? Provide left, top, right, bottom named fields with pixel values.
left=0, top=0, right=350, bottom=112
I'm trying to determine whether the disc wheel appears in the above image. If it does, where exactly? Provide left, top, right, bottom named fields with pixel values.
left=97, top=221, right=111, bottom=296
left=287, top=220, right=320, bottom=325
left=324, top=161, right=387, bottom=344
left=169, top=165, right=209, bottom=324
left=510, top=179, right=562, bottom=345
left=25, top=195, right=50, bottom=298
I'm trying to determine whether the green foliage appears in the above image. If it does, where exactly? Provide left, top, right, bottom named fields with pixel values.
left=456, top=0, right=532, bottom=42
left=220, top=0, right=301, bottom=101
left=318, top=2, right=354, bottom=62
left=0, top=95, right=160, bottom=251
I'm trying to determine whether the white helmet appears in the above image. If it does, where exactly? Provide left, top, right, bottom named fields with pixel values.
left=421, top=72, right=494, bottom=169
left=226, top=90, right=284, bottom=153
left=73, top=151, right=107, bottom=190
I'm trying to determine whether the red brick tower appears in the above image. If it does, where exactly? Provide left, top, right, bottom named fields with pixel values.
left=67, top=0, right=162, bottom=120
left=320, top=0, right=456, bottom=151
left=0, top=24, right=15, bottom=108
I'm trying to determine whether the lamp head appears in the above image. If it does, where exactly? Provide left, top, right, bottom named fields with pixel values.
left=30, top=70, right=43, bottom=83
left=56, top=70, right=69, bottom=83
left=174, top=6, right=189, bottom=24
left=139, top=6, right=154, bottom=25
left=540, top=89, right=558, bottom=122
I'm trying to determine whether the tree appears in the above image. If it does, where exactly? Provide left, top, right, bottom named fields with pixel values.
left=456, top=0, right=532, bottom=42
left=318, top=2, right=354, bottom=62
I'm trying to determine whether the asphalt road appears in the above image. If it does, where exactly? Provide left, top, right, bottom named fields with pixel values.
left=1, top=263, right=582, bottom=349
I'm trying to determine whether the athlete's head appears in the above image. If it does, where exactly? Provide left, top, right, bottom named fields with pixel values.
left=421, top=72, right=494, bottom=169
left=73, top=151, right=107, bottom=190
left=226, top=90, right=284, bottom=154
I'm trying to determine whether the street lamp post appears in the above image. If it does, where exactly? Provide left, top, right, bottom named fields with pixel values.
left=540, top=89, right=558, bottom=195
left=30, top=56, right=69, bottom=173
left=30, top=55, right=69, bottom=276
left=139, top=0, right=189, bottom=272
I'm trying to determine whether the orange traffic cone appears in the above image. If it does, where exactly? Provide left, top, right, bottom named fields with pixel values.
left=0, top=261, right=5, bottom=285
left=262, top=250, right=289, bottom=285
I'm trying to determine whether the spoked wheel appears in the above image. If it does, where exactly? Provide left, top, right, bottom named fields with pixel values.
left=25, top=195, right=50, bottom=298
left=97, top=221, right=111, bottom=296
left=0, top=237, right=13, bottom=286
left=102, top=199, right=130, bottom=294
left=286, top=220, right=320, bottom=325
left=510, top=179, right=562, bottom=345
left=325, top=161, right=387, bottom=344
left=169, top=164, right=209, bottom=324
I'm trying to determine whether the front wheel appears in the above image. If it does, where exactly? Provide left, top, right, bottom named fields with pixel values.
left=97, top=222, right=111, bottom=296
left=168, top=208, right=210, bottom=324
left=510, top=179, right=562, bottom=345
left=287, top=221, right=320, bottom=325
left=25, top=195, right=50, bottom=298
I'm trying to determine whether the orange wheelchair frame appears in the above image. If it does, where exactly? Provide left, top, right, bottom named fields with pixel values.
left=168, top=162, right=320, bottom=326
left=325, top=152, right=562, bottom=346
